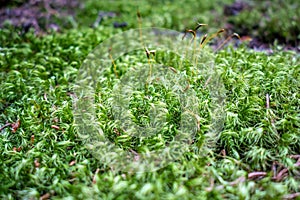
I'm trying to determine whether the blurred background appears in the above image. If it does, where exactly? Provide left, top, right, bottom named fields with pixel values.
left=0, top=0, right=299, bottom=50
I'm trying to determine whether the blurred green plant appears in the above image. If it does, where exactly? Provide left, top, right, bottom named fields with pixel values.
left=76, top=0, right=233, bottom=31
left=227, top=0, right=300, bottom=45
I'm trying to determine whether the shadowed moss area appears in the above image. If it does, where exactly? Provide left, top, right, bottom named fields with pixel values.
left=226, top=0, right=300, bottom=46
left=76, top=0, right=299, bottom=46
left=0, top=0, right=299, bottom=199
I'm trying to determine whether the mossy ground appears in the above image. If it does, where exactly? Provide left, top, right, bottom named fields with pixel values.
left=0, top=0, right=299, bottom=199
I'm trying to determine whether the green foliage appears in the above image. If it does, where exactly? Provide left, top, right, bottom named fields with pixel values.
left=0, top=0, right=299, bottom=199
left=76, top=0, right=233, bottom=31
left=216, top=48, right=300, bottom=170
left=227, top=0, right=300, bottom=44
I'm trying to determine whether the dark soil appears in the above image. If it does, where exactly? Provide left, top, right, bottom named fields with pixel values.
left=223, top=1, right=300, bottom=52
left=0, top=0, right=79, bottom=34
left=224, top=1, right=250, bottom=16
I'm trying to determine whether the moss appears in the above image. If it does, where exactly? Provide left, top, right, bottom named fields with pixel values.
left=0, top=0, right=299, bottom=199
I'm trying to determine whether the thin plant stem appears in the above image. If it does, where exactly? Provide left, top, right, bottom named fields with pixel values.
left=214, top=33, right=240, bottom=52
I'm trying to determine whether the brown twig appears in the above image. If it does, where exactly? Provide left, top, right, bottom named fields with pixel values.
left=274, top=168, right=288, bottom=181
left=93, top=168, right=100, bottom=184
left=294, top=159, right=300, bottom=167
left=40, top=193, right=50, bottom=200
left=0, top=122, right=12, bottom=132
left=51, top=125, right=60, bottom=130
left=248, top=172, right=267, bottom=179
left=266, top=93, right=270, bottom=109
left=289, top=155, right=300, bottom=159
left=283, top=193, right=300, bottom=200
left=129, top=149, right=140, bottom=161
left=272, top=161, right=277, bottom=178
left=229, top=176, right=246, bottom=186
left=271, top=158, right=300, bottom=181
